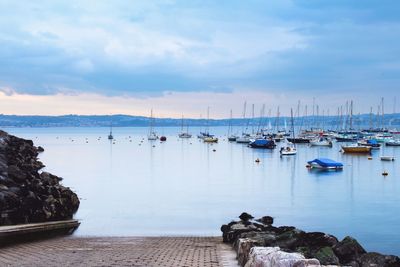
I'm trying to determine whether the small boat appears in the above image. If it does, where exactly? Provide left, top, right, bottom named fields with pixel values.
left=179, top=133, right=192, bottom=138
left=380, top=156, right=395, bottom=161
left=341, top=144, right=372, bottom=153
left=280, top=110, right=297, bottom=155
left=310, top=137, right=332, bottom=147
left=236, top=134, right=251, bottom=144
left=178, top=115, right=192, bottom=138
left=307, top=158, right=343, bottom=170
left=357, top=139, right=381, bottom=149
left=160, top=136, right=167, bottom=142
left=147, top=109, right=158, bottom=140
left=108, top=121, right=114, bottom=140
left=286, top=137, right=310, bottom=144
left=228, top=135, right=238, bottom=142
left=249, top=138, right=276, bottom=149
left=280, top=141, right=297, bottom=155
left=386, top=140, right=400, bottom=146
left=148, top=132, right=158, bottom=141
left=203, top=137, right=218, bottom=143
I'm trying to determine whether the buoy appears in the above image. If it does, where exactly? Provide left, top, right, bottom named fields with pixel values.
left=255, top=158, right=260, bottom=163
left=382, top=171, right=388, bottom=176
left=152, top=145, right=156, bottom=147
left=368, top=156, right=372, bottom=160
left=213, top=149, right=216, bottom=152
left=306, top=164, right=311, bottom=168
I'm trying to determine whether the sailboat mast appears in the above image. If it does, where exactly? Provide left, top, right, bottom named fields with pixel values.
left=349, top=100, right=353, bottom=130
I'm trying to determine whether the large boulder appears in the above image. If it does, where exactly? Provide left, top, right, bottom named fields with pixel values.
left=333, top=236, right=366, bottom=265
left=244, top=246, right=321, bottom=267
left=0, top=130, right=79, bottom=225
left=358, top=252, right=400, bottom=267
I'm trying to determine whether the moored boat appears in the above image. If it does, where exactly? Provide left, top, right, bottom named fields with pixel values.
left=203, top=136, right=218, bottom=143
left=341, top=144, right=372, bottom=153
left=249, top=138, right=276, bottom=149
left=357, top=139, right=381, bottom=149
left=280, top=141, right=297, bottom=155
left=307, top=158, right=343, bottom=170
left=310, top=136, right=332, bottom=147
left=385, top=140, right=400, bottom=146
left=380, top=156, right=395, bottom=161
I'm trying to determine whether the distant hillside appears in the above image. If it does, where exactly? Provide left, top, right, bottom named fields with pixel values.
left=0, top=114, right=399, bottom=128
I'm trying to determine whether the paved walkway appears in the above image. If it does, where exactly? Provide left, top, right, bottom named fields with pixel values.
left=0, top=236, right=239, bottom=267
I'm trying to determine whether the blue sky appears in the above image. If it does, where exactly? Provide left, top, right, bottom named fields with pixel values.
left=0, top=1, right=399, bottom=117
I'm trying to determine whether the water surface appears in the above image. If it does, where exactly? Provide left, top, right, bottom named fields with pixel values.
left=6, top=127, right=400, bottom=255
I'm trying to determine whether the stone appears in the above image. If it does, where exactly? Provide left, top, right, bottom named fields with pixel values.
left=358, top=252, right=400, bottom=267
left=239, top=212, right=254, bottom=222
left=244, top=246, right=321, bottom=267
left=333, top=236, right=366, bottom=264
left=314, top=246, right=340, bottom=266
left=256, top=216, right=274, bottom=225
left=0, top=130, right=79, bottom=226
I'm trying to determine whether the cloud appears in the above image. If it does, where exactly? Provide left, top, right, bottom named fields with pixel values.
left=0, top=0, right=399, bottom=114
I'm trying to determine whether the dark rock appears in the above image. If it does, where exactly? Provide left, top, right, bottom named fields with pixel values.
left=256, top=216, right=274, bottom=225
left=358, top=252, right=400, bottom=267
left=333, top=236, right=366, bottom=264
left=300, top=231, right=338, bottom=249
left=37, top=146, right=44, bottom=152
left=239, top=212, right=254, bottom=222
left=274, top=228, right=305, bottom=250
left=0, top=130, right=79, bottom=225
left=314, top=246, right=340, bottom=265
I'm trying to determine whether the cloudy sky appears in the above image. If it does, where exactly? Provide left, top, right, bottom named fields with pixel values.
left=0, top=0, right=399, bottom=118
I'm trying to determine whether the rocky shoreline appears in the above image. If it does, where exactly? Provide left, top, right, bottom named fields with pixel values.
left=0, top=130, right=79, bottom=226
left=221, top=212, right=400, bottom=267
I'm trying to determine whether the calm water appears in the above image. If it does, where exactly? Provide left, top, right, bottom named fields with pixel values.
left=6, top=127, right=400, bottom=255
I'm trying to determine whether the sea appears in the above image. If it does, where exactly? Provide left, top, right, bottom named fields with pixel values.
left=5, top=126, right=400, bottom=255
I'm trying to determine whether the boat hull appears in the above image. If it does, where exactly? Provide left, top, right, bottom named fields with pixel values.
left=342, top=146, right=372, bottom=153
left=287, top=138, right=310, bottom=144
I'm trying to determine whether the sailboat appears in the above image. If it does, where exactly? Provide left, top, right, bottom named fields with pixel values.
left=147, top=109, right=158, bottom=140
left=108, top=119, right=114, bottom=140
left=227, top=109, right=238, bottom=141
left=280, top=109, right=297, bottom=155
left=203, top=107, right=218, bottom=143
left=178, top=115, right=192, bottom=138
left=236, top=102, right=251, bottom=143
left=310, top=134, right=333, bottom=147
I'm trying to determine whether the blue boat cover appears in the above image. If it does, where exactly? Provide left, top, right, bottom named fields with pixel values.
left=251, top=139, right=274, bottom=146
left=367, top=139, right=378, bottom=145
left=307, top=158, right=343, bottom=168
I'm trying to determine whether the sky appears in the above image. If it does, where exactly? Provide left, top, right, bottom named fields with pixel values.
left=0, top=0, right=399, bottom=118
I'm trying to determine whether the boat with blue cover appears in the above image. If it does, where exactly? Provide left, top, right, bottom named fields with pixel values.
left=249, top=138, right=276, bottom=149
left=307, top=158, right=343, bottom=170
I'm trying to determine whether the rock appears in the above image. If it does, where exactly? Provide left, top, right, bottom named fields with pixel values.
left=256, top=216, right=274, bottom=225
left=236, top=238, right=263, bottom=266
left=358, top=252, right=400, bottom=267
left=239, top=212, right=254, bottom=222
left=300, top=232, right=339, bottom=249
left=37, top=146, right=44, bottom=152
left=333, top=236, right=366, bottom=264
left=0, top=130, right=79, bottom=226
left=244, top=246, right=321, bottom=267
left=274, top=228, right=305, bottom=250
left=314, top=246, right=340, bottom=265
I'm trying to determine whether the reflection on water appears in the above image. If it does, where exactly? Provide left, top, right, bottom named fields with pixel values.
left=5, top=127, right=400, bottom=255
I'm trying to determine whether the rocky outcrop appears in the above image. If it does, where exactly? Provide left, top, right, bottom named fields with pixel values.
left=0, top=130, right=79, bottom=225
left=221, top=213, right=400, bottom=267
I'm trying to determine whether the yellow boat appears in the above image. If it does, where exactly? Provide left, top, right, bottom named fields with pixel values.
left=341, top=145, right=371, bottom=153
left=203, top=137, right=218, bottom=143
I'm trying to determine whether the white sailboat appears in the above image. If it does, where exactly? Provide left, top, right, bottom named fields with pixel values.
left=178, top=115, right=192, bottom=138
left=147, top=109, right=158, bottom=140
left=280, top=109, right=297, bottom=156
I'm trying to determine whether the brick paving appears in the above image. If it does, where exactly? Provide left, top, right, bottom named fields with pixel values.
left=0, top=236, right=238, bottom=267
